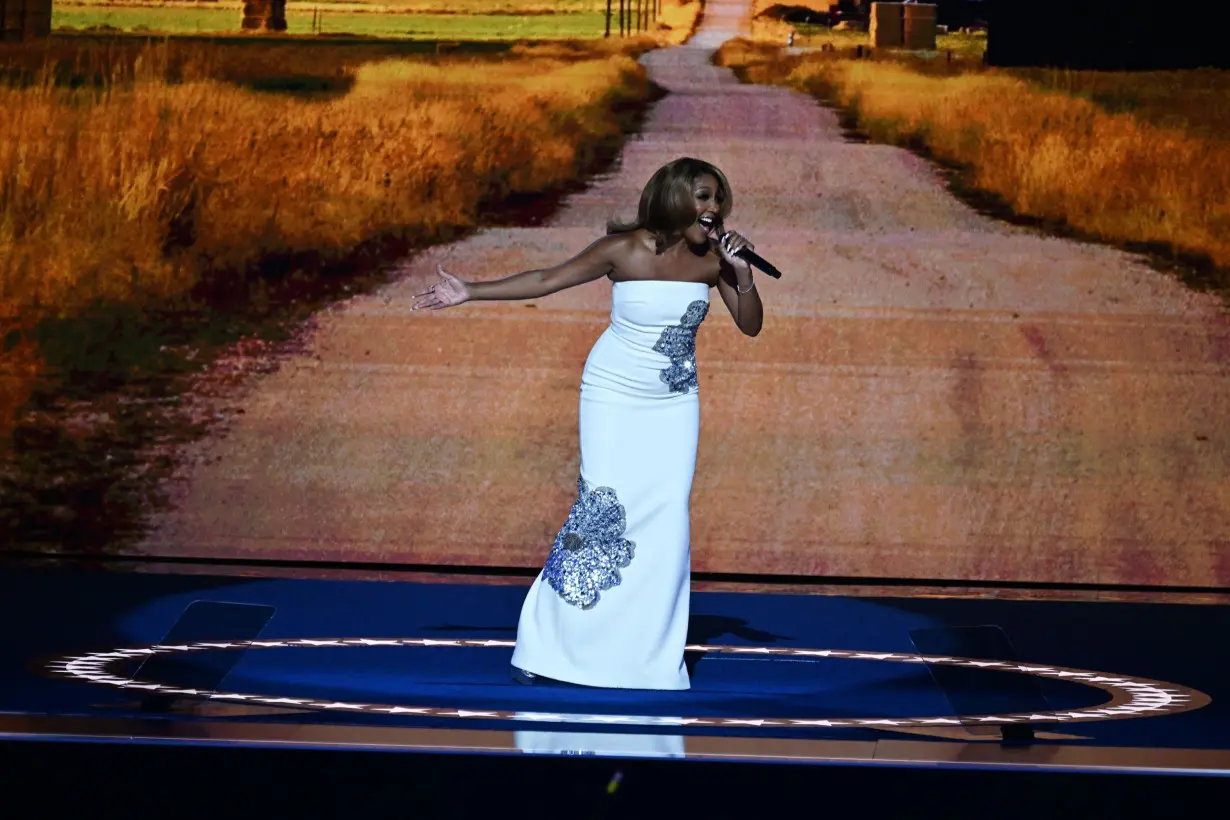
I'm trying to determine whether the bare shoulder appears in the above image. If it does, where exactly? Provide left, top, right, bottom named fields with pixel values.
left=602, top=231, right=655, bottom=277
left=603, top=231, right=650, bottom=257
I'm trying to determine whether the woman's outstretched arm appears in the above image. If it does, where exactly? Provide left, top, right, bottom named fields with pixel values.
left=414, top=235, right=623, bottom=310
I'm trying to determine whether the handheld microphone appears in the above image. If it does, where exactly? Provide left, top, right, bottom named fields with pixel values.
left=700, top=214, right=783, bottom=279
left=720, top=231, right=783, bottom=279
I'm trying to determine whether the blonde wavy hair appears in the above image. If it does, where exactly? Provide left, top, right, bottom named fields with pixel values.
left=607, top=157, right=734, bottom=252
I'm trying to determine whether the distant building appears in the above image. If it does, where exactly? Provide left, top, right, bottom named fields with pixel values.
left=827, top=0, right=986, bottom=30
left=985, top=0, right=1226, bottom=70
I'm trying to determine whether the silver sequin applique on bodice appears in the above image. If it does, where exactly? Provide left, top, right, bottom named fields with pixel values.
left=652, top=300, right=709, bottom=394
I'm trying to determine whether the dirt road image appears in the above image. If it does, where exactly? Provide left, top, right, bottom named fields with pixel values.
left=138, top=0, right=1230, bottom=587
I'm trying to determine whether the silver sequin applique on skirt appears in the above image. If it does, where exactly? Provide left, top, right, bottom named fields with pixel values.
left=652, top=299, right=709, bottom=394
left=543, top=476, right=636, bottom=609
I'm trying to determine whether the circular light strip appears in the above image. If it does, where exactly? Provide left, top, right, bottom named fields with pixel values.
left=46, top=639, right=1210, bottom=730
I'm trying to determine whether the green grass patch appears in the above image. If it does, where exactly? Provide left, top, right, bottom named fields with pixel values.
left=54, top=7, right=611, bottom=39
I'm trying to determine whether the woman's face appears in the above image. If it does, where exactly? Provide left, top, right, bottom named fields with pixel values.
left=680, top=173, right=724, bottom=246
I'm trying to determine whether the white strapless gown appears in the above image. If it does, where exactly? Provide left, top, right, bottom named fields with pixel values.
left=511, top=280, right=711, bottom=690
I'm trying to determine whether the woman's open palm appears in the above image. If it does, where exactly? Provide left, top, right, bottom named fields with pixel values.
left=413, top=264, right=470, bottom=311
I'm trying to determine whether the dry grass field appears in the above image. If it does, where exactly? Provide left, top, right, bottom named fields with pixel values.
left=0, top=29, right=689, bottom=441
left=0, top=0, right=705, bottom=311
left=0, top=47, right=650, bottom=321
left=716, top=40, right=1230, bottom=285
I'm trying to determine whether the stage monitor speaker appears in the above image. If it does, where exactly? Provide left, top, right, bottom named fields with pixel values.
left=909, top=624, right=1051, bottom=743
left=128, top=600, right=276, bottom=713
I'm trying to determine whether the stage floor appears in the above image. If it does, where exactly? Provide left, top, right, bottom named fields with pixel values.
left=2, top=565, right=1228, bottom=776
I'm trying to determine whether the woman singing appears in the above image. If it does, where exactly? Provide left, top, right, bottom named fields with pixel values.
left=414, top=157, right=763, bottom=690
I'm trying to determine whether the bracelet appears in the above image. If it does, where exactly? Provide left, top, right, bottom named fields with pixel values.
left=736, top=280, right=755, bottom=294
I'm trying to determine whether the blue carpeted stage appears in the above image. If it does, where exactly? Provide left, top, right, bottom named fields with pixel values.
left=1, top=564, right=1227, bottom=817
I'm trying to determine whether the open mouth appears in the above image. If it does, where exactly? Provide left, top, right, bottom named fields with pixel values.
left=698, top=214, right=717, bottom=232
